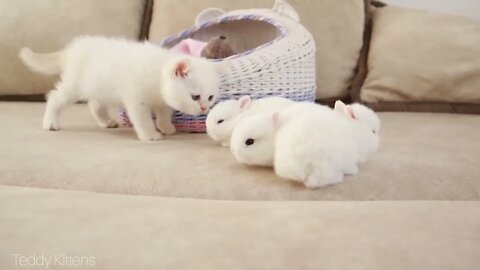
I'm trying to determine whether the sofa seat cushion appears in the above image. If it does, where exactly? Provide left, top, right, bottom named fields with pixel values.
left=1, top=102, right=479, bottom=200
left=0, top=185, right=479, bottom=269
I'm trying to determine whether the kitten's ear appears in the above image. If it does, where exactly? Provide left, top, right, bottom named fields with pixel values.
left=239, top=96, right=251, bottom=111
left=173, top=59, right=191, bottom=78
left=271, top=112, right=280, bottom=129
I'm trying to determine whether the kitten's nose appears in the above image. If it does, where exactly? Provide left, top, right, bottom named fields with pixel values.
left=200, top=106, right=207, bottom=112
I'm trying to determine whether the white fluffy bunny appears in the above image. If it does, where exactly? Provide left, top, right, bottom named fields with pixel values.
left=230, top=101, right=380, bottom=188
left=206, top=95, right=294, bottom=147
left=229, top=101, right=330, bottom=167
left=230, top=112, right=277, bottom=166
left=334, top=101, right=381, bottom=162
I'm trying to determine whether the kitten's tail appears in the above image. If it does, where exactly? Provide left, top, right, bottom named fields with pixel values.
left=19, top=47, right=63, bottom=75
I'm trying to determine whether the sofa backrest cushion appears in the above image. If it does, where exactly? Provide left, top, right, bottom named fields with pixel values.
left=359, top=6, right=480, bottom=113
left=0, top=0, right=146, bottom=97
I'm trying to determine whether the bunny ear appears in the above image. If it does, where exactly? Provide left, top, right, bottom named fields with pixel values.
left=271, top=112, right=280, bottom=129
left=345, top=106, right=356, bottom=120
left=335, top=101, right=356, bottom=120
left=195, top=7, right=226, bottom=25
left=272, top=0, right=300, bottom=22
left=334, top=100, right=347, bottom=114
left=239, top=96, right=252, bottom=110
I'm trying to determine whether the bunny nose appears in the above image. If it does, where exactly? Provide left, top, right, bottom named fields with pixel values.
left=200, top=106, right=207, bottom=112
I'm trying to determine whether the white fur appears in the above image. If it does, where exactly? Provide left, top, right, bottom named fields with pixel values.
left=334, top=101, right=381, bottom=162
left=19, top=36, right=224, bottom=141
left=229, top=102, right=328, bottom=166
left=206, top=96, right=294, bottom=147
left=230, top=112, right=277, bottom=166
left=274, top=110, right=360, bottom=188
left=230, top=102, right=380, bottom=188
left=19, top=48, right=63, bottom=75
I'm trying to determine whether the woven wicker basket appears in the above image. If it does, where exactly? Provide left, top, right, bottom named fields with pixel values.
left=120, top=0, right=316, bottom=132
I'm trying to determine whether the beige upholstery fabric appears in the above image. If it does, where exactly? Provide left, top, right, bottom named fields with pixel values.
left=149, top=0, right=365, bottom=99
left=1, top=185, right=479, bottom=270
left=0, top=0, right=145, bottom=95
left=1, top=102, right=479, bottom=201
left=362, top=6, right=480, bottom=104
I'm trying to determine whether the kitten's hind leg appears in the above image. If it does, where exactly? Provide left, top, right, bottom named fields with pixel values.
left=125, top=101, right=162, bottom=141
left=344, top=164, right=359, bottom=176
left=88, top=101, right=118, bottom=128
left=42, top=83, right=76, bottom=131
left=153, top=106, right=176, bottom=135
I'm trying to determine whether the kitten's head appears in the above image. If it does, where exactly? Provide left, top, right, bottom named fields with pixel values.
left=230, top=113, right=278, bottom=167
left=206, top=96, right=252, bottom=146
left=161, top=56, right=224, bottom=116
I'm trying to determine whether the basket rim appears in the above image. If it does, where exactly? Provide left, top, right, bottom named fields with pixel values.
left=159, top=14, right=287, bottom=62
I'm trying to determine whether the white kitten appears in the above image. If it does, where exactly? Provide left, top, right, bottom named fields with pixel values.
left=230, top=102, right=380, bottom=188
left=206, top=95, right=294, bottom=147
left=19, top=36, right=224, bottom=141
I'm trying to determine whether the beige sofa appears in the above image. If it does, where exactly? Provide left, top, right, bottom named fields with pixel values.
left=1, top=0, right=479, bottom=269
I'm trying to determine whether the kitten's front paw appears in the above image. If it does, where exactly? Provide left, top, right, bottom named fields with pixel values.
left=101, top=120, right=119, bottom=129
left=344, top=165, right=359, bottom=175
left=221, top=141, right=230, bottom=147
left=304, top=178, right=322, bottom=189
left=138, top=131, right=163, bottom=142
left=43, top=121, right=59, bottom=131
left=158, top=123, right=176, bottom=135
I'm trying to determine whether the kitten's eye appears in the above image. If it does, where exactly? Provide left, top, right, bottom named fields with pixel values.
left=208, top=95, right=214, bottom=102
left=191, top=95, right=201, bottom=101
left=372, top=130, right=376, bottom=134
left=217, top=119, right=224, bottom=124
left=245, top=138, right=255, bottom=146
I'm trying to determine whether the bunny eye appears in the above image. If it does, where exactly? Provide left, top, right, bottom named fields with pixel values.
left=372, top=130, right=376, bottom=134
left=191, top=95, right=201, bottom=101
left=208, top=95, right=214, bottom=102
left=217, top=119, right=224, bottom=124
left=245, top=138, right=255, bottom=146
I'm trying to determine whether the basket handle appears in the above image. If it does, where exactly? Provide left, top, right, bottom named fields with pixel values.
left=272, top=0, right=300, bottom=22
left=195, top=7, right=226, bottom=25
